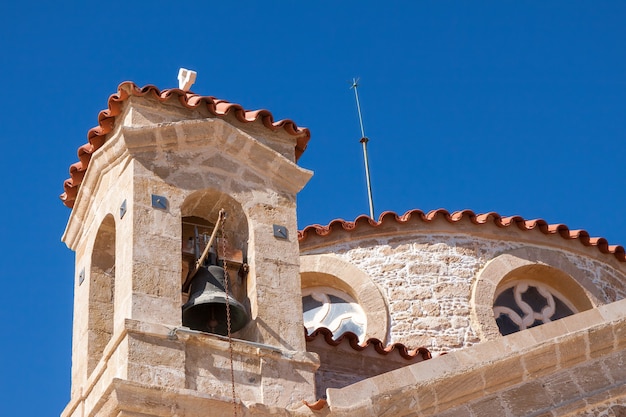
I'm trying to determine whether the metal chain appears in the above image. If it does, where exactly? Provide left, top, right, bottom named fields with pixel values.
left=219, top=212, right=238, bottom=417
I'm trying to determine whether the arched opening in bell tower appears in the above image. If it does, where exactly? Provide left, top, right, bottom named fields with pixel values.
left=87, top=214, right=116, bottom=376
left=180, top=189, right=250, bottom=336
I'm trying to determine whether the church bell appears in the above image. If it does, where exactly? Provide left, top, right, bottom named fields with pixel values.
left=182, top=265, right=249, bottom=335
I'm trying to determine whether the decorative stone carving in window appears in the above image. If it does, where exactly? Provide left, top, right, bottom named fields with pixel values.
left=493, top=281, right=577, bottom=336
left=302, top=287, right=367, bottom=342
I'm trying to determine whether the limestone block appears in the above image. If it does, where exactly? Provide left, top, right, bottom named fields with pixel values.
left=612, top=319, right=626, bottom=353
left=602, top=349, right=626, bottom=384
left=260, top=358, right=315, bottom=409
left=432, top=404, right=474, bottom=417
left=562, top=308, right=604, bottom=334
left=127, top=362, right=186, bottom=388
left=588, top=324, right=617, bottom=359
left=557, top=333, right=589, bottom=369
left=186, top=345, right=262, bottom=403
left=519, top=342, right=559, bottom=380
left=501, top=380, right=552, bottom=416
left=571, top=360, right=613, bottom=395
left=412, top=384, right=438, bottom=415
left=467, top=395, right=507, bottom=417
left=131, top=293, right=180, bottom=326
left=131, top=262, right=180, bottom=299
left=482, top=354, right=525, bottom=394
left=541, top=370, right=582, bottom=408
left=127, top=334, right=185, bottom=369
left=597, top=298, right=626, bottom=322
left=372, top=367, right=417, bottom=393
left=326, top=378, right=377, bottom=411
left=371, top=393, right=420, bottom=417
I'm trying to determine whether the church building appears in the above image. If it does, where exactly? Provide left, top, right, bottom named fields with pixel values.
left=60, top=79, right=626, bottom=416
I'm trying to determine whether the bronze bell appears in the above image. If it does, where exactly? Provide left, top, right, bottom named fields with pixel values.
left=182, top=265, right=248, bottom=335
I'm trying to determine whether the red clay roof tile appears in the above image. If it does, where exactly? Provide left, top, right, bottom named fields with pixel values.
left=305, top=327, right=432, bottom=360
left=303, top=329, right=431, bottom=411
left=61, top=82, right=311, bottom=209
left=302, top=399, right=328, bottom=411
left=298, top=209, right=626, bottom=262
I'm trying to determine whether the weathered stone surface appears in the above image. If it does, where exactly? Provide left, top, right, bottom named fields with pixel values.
left=62, top=91, right=626, bottom=417
left=301, top=222, right=626, bottom=356
left=62, top=98, right=316, bottom=417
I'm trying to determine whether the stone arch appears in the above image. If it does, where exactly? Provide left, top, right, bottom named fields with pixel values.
left=180, top=188, right=249, bottom=255
left=180, top=189, right=250, bottom=332
left=300, top=254, right=390, bottom=343
left=88, top=214, right=116, bottom=376
left=470, top=247, right=597, bottom=341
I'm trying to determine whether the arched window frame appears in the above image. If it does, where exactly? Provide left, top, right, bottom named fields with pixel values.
left=300, top=254, right=389, bottom=343
left=470, top=248, right=597, bottom=341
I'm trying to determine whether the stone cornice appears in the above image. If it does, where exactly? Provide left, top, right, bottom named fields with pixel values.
left=62, top=319, right=321, bottom=417
left=62, top=126, right=131, bottom=250
left=63, top=114, right=312, bottom=250
left=120, top=117, right=312, bottom=195
left=324, top=298, right=626, bottom=416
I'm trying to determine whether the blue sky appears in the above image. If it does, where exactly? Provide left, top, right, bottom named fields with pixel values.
left=0, top=2, right=624, bottom=415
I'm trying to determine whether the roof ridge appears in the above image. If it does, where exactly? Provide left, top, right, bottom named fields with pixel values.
left=61, top=82, right=310, bottom=208
left=298, top=209, right=626, bottom=262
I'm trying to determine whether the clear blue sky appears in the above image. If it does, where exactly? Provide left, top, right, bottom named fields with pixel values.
left=0, top=2, right=624, bottom=415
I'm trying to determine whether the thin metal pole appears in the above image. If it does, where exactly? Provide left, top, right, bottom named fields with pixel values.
left=351, top=78, right=375, bottom=219
left=360, top=137, right=375, bottom=219
left=352, top=79, right=366, bottom=138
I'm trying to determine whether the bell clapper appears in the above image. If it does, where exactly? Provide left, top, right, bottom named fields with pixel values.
left=208, top=307, right=219, bottom=332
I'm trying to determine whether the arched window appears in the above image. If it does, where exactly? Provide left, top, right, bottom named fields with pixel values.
left=470, top=250, right=596, bottom=341
left=493, top=280, right=577, bottom=335
left=303, top=287, right=367, bottom=342
left=300, top=254, right=390, bottom=343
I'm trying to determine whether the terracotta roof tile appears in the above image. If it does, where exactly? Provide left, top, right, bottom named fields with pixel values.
left=298, top=209, right=626, bottom=262
left=303, top=399, right=328, bottom=411
left=303, top=329, right=431, bottom=410
left=61, top=82, right=311, bottom=208
left=305, top=327, right=432, bottom=360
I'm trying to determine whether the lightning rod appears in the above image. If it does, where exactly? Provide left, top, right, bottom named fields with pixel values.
left=350, top=78, right=375, bottom=219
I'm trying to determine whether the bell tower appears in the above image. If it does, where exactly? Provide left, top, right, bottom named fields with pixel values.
left=61, top=81, right=318, bottom=416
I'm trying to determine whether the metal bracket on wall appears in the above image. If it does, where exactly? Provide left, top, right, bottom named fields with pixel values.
left=120, top=199, right=127, bottom=219
left=151, top=194, right=169, bottom=211
left=78, top=268, right=85, bottom=286
left=273, top=224, right=289, bottom=240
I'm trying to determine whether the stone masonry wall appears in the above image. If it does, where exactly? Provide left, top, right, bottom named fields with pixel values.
left=301, top=233, right=626, bottom=356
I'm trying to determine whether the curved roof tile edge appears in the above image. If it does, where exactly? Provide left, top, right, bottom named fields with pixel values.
left=60, top=82, right=311, bottom=208
left=302, top=399, right=328, bottom=411
left=305, top=327, right=432, bottom=360
left=298, top=209, right=626, bottom=262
